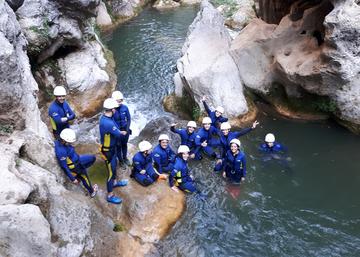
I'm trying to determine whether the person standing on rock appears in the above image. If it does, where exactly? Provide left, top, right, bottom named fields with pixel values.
left=112, top=91, right=132, bottom=166
left=216, top=139, right=246, bottom=183
left=99, top=98, right=128, bottom=204
left=169, top=145, right=198, bottom=193
left=201, top=96, right=228, bottom=128
left=194, top=117, right=220, bottom=159
left=170, top=121, right=200, bottom=160
left=131, top=141, right=167, bottom=186
left=48, top=86, right=76, bottom=139
left=152, top=134, right=176, bottom=174
left=55, top=128, right=98, bottom=198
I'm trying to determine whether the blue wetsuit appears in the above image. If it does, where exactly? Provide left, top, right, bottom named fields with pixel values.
left=170, top=125, right=200, bottom=159
left=131, top=152, right=159, bottom=186
left=259, top=142, right=286, bottom=153
left=223, top=150, right=246, bottom=183
left=48, top=100, right=75, bottom=138
left=99, top=115, right=122, bottom=193
left=169, top=156, right=197, bottom=193
left=113, top=104, right=131, bottom=162
left=194, top=126, right=220, bottom=159
left=202, top=100, right=228, bottom=128
left=152, top=144, right=176, bottom=174
left=54, top=140, right=95, bottom=193
left=219, top=128, right=252, bottom=157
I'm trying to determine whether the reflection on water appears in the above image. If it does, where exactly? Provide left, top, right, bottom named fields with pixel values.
left=106, top=6, right=360, bottom=257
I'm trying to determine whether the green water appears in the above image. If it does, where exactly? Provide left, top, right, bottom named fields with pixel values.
left=105, top=6, right=360, bottom=257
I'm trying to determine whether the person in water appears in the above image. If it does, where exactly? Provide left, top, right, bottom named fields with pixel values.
left=217, top=139, right=246, bottom=183
left=170, top=121, right=200, bottom=160
left=54, top=128, right=98, bottom=198
left=201, top=95, right=228, bottom=128
left=152, top=134, right=176, bottom=174
left=99, top=98, right=128, bottom=204
left=259, top=133, right=287, bottom=154
left=169, top=145, right=198, bottom=193
left=48, top=86, right=75, bottom=139
left=131, top=140, right=167, bottom=186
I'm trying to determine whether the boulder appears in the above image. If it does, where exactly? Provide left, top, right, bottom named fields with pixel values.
left=0, top=204, right=56, bottom=257
left=230, top=0, right=360, bottom=132
left=176, top=0, right=249, bottom=120
left=153, top=0, right=180, bottom=10
left=96, top=0, right=113, bottom=27
left=225, top=0, right=257, bottom=29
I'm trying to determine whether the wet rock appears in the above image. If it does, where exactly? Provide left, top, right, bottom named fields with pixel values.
left=230, top=0, right=360, bottom=133
left=153, top=0, right=180, bottom=10
left=175, top=0, right=249, bottom=120
left=0, top=204, right=56, bottom=257
left=180, top=0, right=201, bottom=5
left=106, top=0, right=150, bottom=20
left=5, top=0, right=24, bottom=11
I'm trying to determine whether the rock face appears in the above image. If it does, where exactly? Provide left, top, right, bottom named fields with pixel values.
left=0, top=1, right=48, bottom=136
left=105, top=0, right=150, bottom=20
left=230, top=0, right=360, bottom=132
left=175, top=0, right=249, bottom=119
left=35, top=40, right=116, bottom=118
left=96, top=0, right=113, bottom=27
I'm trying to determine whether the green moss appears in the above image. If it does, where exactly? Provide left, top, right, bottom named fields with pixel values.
left=113, top=223, right=126, bottom=232
left=0, top=124, right=14, bottom=134
left=88, top=161, right=108, bottom=187
left=210, top=0, right=238, bottom=17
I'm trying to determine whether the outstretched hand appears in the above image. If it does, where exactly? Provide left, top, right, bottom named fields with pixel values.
left=201, top=95, right=207, bottom=102
left=252, top=120, right=260, bottom=129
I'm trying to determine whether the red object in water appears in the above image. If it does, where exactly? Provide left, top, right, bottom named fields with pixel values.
left=226, top=184, right=241, bottom=199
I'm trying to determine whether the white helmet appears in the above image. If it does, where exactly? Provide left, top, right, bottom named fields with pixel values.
left=230, top=138, right=241, bottom=147
left=187, top=121, right=197, bottom=128
left=215, top=106, right=224, bottom=114
left=202, top=117, right=212, bottom=124
left=103, top=98, right=118, bottom=109
left=53, top=86, right=67, bottom=96
left=139, top=141, right=152, bottom=152
left=158, top=134, right=170, bottom=141
left=112, top=91, right=124, bottom=100
left=60, top=128, right=76, bottom=143
left=220, top=122, right=231, bottom=130
left=178, top=145, right=190, bottom=154
left=265, top=133, right=275, bottom=143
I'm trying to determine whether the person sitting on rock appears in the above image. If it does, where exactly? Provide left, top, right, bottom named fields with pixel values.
left=169, top=145, right=198, bottom=193
left=131, top=141, right=167, bottom=186
left=48, top=86, right=76, bottom=139
left=55, top=128, right=98, bottom=198
left=152, top=134, right=176, bottom=174
left=218, top=121, right=259, bottom=159
left=194, top=117, right=220, bottom=159
left=112, top=91, right=132, bottom=166
left=99, top=98, right=128, bottom=204
left=259, top=133, right=287, bottom=154
left=216, top=139, right=246, bottom=183
left=201, top=95, right=228, bottom=128
left=170, top=121, right=200, bottom=160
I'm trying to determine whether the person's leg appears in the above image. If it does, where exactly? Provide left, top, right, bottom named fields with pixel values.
left=116, top=140, right=123, bottom=164
left=78, top=154, right=96, bottom=169
left=120, top=133, right=130, bottom=163
left=179, top=181, right=197, bottom=193
left=76, top=173, right=93, bottom=194
left=146, top=165, right=159, bottom=181
left=134, top=173, right=154, bottom=186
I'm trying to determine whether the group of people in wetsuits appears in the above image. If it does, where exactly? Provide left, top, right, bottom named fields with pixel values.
left=50, top=86, right=286, bottom=204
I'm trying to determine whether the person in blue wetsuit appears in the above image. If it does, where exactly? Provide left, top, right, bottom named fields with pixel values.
left=201, top=95, right=228, bottom=128
left=194, top=117, right=220, bottom=159
left=48, top=86, right=76, bottom=139
left=259, top=133, right=287, bottom=154
left=216, top=139, right=246, bottom=183
left=218, top=120, right=259, bottom=158
left=170, top=121, right=200, bottom=160
left=131, top=141, right=167, bottom=186
left=112, top=91, right=132, bottom=166
left=152, top=134, right=176, bottom=174
left=99, top=98, right=128, bottom=204
left=169, top=145, right=198, bottom=193
left=55, top=128, right=98, bottom=197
